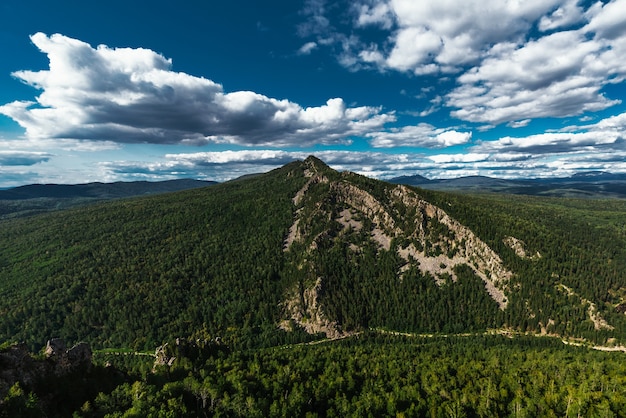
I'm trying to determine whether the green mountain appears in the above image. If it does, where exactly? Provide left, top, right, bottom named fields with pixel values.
left=2, top=156, right=626, bottom=352
left=3, top=156, right=626, bottom=416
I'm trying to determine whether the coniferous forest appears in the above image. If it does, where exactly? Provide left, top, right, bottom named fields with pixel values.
left=2, top=157, right=626, bottom=416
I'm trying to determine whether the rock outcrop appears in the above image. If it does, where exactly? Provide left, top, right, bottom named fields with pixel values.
left=0, top=343, right=45, bottom=402
left=45, top=338, right=93, bottom=375
left=154, top=342, right=177, bottom=369
left=280, top=278, right=345, bottom=339
left=0, top=338, right=92, bottom=405
left=503, top=236, right=541, bottom=260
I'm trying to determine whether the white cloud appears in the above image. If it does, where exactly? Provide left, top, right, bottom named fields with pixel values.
left=354, top=1, right=394, bottom=29
left=93, top=113, right=626, bottom=181
left=447, top=26, right=625, bottom=125
left=507, top=120, right=531, bottom=128
left=584, top=0, right=626, bottom=39
left=348, top=0, right=563, bottom=73
left=538, top=0, right=585, bottom=31
left=298, top=41, right=318, bottom=55
left=428, top=153, right=489, bottom=164
left=473, top=130, right=622, bottom=155
left=591, top=111, right=626, bottom=131
left=367, top=124, right=472, bottom=148
left=385, top=27, right=442, bottom=73
left=0, top=33, right=396, bottom=147
left=444, top=110, right=626, bottom=177
left=0, top=136, right=119, bottom=152
left=307, top=1, right=626, bottom=126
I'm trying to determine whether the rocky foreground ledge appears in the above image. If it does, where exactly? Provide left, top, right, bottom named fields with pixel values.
left=0, top=338, right=92, bottom=403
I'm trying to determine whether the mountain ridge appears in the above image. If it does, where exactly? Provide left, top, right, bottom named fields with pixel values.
left=0, top=178, right=217, bottom=219
left=390, top=171, right=626, bottom=198
left=0, top=178, right=215, bottom=200
left=4, top=168, right=625, bottom=198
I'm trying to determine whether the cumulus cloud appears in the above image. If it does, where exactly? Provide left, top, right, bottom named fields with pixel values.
left=447, top=27, right=624, bottom=125
left=346, top=0, right=563, bottom=72
left=473, top=131, right=622, bottom=155
left=588, top=111, right=626, bottom=131
left=584, top=0, right=626, bottom=39
left=367, top=124, right=472, bottom=148
left=436, top=110, right=626, bottom=177
left=354, top=1, right=394, bottom=29
left=97, top=111, right=626, bottom=183
left=0, top=33, right=396, bottom=147
left=304, top=0, right=626, bottom=126
left=507, top=120, right=531, bottom=129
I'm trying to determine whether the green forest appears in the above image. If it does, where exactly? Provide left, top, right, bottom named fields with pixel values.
left=4, top=334, right=626, bottom=417
left=2, top=156, right=626, bottom=416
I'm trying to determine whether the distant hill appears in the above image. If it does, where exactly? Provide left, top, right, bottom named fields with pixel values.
left=0, top=179, right=215, bottom=200
left=390, top=171, right=626, bottom=198
left=0, top=179, right=216, bottom=218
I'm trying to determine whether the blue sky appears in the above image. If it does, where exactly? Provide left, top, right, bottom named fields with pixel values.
left=1, top=0, right=626, bottom=187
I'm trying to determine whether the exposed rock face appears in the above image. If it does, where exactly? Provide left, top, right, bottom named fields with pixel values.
left=66, top=343, right=93, bottom=371
left=154, top=343, right=177, bottom=369
left=388, top=185, right=511, bottom=308
left=281, top=162, right=516, bottom=336
left=284, top=161, right=330, bottom=252
left=280, top=278, right=345, bottom=339
left=503, top=236, right=541, bottom=260
left=45, top=338, right=66, bottom=358
left=45, top=338, right=93, bottom=375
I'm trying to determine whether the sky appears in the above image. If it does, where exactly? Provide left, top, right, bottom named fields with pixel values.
left=1, top=0, right=626, bottom=187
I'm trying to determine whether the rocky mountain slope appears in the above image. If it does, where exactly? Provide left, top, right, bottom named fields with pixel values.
left=281, top=158, right=513, bottom=337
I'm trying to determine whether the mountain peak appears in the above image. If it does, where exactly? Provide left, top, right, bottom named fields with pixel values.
left=303, top=155, right=331, bottom=171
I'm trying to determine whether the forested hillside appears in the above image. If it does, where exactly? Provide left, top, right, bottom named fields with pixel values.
left=0, top=160, right=307, bottom=351
left=1, top=156, right=626, bottom=352
left=2, top=156, right=626, bottom=416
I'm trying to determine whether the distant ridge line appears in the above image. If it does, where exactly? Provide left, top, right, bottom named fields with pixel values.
left=0, top=179, right=216, bottom=200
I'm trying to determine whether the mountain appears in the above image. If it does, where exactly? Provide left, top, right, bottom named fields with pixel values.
left=390, top=171, right=626, bottom=198
left=385, top=173, right=431, bottom=186
left=2, top=156, right=626, bottom=416
left=0, top=179, right=216, bottom=219
left=1, top=155, right=626, bottom=352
